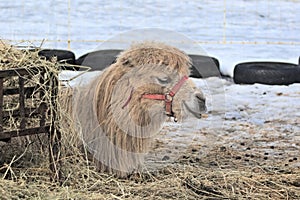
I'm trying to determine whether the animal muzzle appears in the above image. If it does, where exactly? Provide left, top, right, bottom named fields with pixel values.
left=182, top=92, right=206, bottom=119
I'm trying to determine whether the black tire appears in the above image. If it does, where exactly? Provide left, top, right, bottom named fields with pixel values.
left=298, top=57, right=300, bottom=82
left=38, top=49, right=78, bottom=70
left=75, top=49, right=122, bottom=71
left=188, top=55, right=221, bottom=78
left=234, top=62, right=300, bottom=85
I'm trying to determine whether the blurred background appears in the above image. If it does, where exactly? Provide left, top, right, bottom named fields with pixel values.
left=1, top=0, right=299, bottom=76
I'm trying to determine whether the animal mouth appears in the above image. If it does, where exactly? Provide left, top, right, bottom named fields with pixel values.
left=183, top=101, right=202, bottom=119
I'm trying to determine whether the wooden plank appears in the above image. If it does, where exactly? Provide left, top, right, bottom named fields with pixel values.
left=3, top=86, right=36, bottom=96
left=0, top=67, right=44, bottom=78
left=0, top=78, right=3, bottom=133
left=19, top=76, right=26, bottom=129
left=0, top=126, right=50, bottom=140
left=39, top=71, right=46, bottom=127
left=3, top=107, right=40, bottom=118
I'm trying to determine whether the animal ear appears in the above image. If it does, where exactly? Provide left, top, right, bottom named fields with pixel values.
left=120, top=57, right=134, bottom=68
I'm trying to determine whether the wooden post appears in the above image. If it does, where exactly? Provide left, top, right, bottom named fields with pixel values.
left=19, top=76, right=26, bottom=129
left=0, top=78, right=3, bottom=134
left=48, top=72, right=62, bottom=182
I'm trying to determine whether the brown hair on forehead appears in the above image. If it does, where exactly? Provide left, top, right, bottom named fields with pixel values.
left=115, top=41, right=191, bottom=76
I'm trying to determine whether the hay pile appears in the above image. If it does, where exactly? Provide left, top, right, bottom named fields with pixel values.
left=0, top=40, right=56, bottom=70
left=1, top=142, right=299, bottom=199
left=0, top=40, right=299, bottom=199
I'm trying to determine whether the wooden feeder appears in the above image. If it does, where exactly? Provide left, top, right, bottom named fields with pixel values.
left=0, top=67, right=61, bottom=181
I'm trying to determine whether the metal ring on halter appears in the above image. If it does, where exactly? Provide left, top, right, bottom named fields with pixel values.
left=165, top=93, right=173, bottom=102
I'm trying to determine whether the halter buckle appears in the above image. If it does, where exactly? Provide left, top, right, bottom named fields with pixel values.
left=165, top=93, right=174, bottom=118
left=165, top=93, right=173, bottom=102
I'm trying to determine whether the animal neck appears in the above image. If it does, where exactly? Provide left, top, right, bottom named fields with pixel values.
left=89, top=66, right=170, bottom=176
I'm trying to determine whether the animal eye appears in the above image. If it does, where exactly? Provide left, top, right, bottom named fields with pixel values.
left=156, top=76, right=170, bottom=85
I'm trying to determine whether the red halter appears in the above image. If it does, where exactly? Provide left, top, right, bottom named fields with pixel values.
left=142, top=75, right=189, bottom=122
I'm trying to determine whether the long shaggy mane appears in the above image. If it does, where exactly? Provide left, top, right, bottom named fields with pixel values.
left=71, top=42, right=192, bottom=177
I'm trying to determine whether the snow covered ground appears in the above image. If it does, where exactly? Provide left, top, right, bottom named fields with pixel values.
left=1, top=0, right=299, bottom=167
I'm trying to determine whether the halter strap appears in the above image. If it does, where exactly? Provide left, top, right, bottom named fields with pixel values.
left=142, top=75, right=188, bottom=121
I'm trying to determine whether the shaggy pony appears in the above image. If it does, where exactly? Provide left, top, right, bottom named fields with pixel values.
left=70, top=42, right=206, bottom=177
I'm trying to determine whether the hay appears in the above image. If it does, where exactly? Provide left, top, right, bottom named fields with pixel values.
left=0, top=40, right=53, bottom=70
left=1, top=144, right=299, bottom=199
left=0, top=40, right=299, bottom=199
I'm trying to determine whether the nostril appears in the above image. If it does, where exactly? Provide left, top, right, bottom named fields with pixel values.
left=195, top=92, right=205, bottom=103
left=195, top=92, right=207, bottom=112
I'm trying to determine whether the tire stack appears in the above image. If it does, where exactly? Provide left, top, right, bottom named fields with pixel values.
left=75, top=50, right=222, bottom=79
left=37, top=49, right=300, bottom=85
